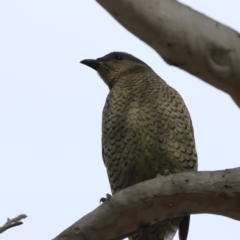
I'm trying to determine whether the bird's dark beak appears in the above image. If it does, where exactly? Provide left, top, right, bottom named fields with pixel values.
left=80, top=59, right=101, bottom=71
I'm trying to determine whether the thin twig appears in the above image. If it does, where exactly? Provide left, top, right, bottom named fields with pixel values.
left=0, top=214, right=27, bottom=234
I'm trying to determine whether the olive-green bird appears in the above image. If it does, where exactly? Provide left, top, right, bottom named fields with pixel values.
left=81, top=52, right=198, bottom=240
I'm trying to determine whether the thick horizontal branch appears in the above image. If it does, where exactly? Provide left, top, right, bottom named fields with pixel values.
left=0, top=214, right=27, bottom=234
left=54, top=167, right=240, bottom=240
left=96, top=0, right=240, bottom=107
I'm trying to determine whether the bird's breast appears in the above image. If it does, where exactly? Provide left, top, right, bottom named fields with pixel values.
left=102, top=80, right=197, bottom=192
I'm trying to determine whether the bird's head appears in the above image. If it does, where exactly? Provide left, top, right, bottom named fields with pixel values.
left=80, top=52, right=152, bottom=89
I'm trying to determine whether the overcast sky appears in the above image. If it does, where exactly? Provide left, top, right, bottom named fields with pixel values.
left=1, top=1, right=240, bottom=240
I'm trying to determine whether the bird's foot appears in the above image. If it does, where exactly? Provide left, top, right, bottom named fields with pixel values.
left=174, top=169, right=180, bottom=173
left=156, top=170, right=172, bottom=178
left=164, top=169, right=171, bottom=176
left=99, top=193, right=112, bottom=203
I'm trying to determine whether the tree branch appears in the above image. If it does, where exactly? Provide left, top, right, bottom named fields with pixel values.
left=0, top=214, right=27, bottom=234
left=53, top=167, right=240, bottom=240
left=96, top=0, right=240, bottom=107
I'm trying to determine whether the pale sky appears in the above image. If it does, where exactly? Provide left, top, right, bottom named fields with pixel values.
left=1, top=1, right=240, bottom=240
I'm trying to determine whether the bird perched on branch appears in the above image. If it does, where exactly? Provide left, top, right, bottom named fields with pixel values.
left=81, top=52, right=198, bottom=240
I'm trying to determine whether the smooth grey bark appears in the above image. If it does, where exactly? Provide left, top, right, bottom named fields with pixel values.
left=0, top=214, right=27, bottom=234
left=96, top=0, right=240, bottom=107
left=54, top=167, right=240, bottom=240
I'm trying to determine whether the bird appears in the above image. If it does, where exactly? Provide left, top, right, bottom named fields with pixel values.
left=80, top=52, right=198, bottom=240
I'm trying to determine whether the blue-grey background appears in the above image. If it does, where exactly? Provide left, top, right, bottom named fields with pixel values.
left=1, top=1, right=239, bottom=239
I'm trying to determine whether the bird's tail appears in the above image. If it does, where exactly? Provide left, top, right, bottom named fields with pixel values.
left=128, top=218, right=181, bottom=240
left=178, top=215, right=190, bottom=240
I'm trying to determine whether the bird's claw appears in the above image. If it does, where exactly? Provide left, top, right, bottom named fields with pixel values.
left=99, top=193, right=112, bottom=203
left=157, top=169, right=179, bottom=178
left=156, top=169, right=179, bottom=178
left=156, top=170, right=172, bottom=177
left=164, top=169, right=171, bottom=176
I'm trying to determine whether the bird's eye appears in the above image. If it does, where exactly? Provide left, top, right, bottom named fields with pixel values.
left=115, top=55, right=124, bottom=60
